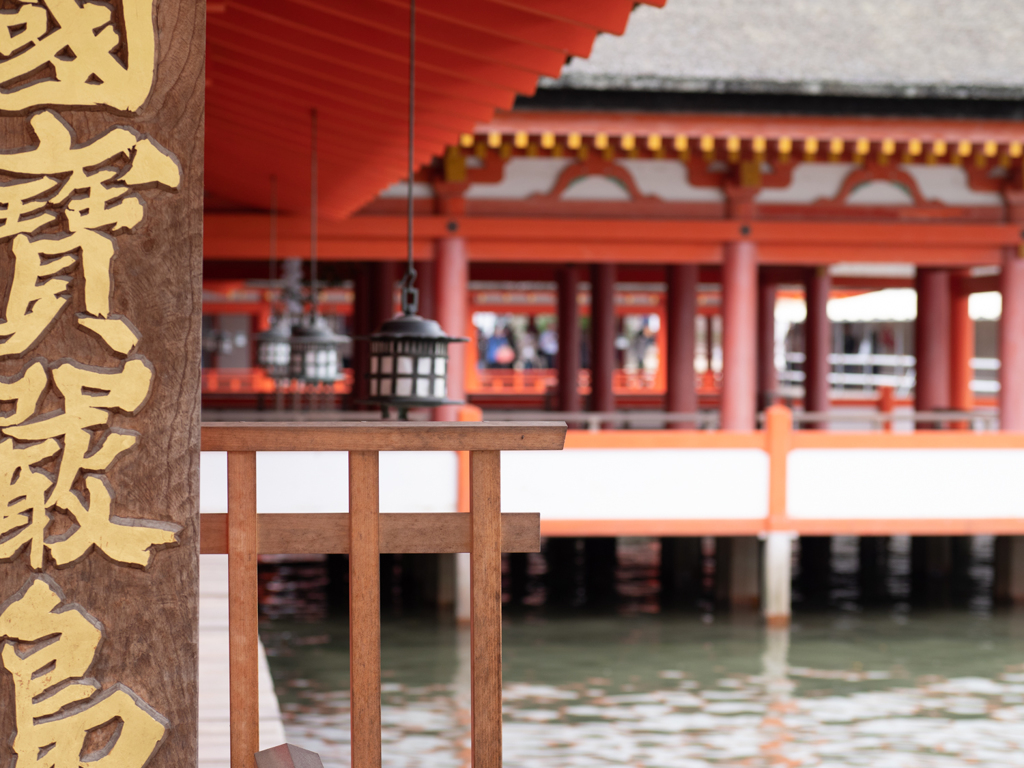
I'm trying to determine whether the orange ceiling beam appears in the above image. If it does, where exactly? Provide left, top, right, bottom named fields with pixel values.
left=486, top=0, right=663, bottom=35
left=207, top=45, right=498, bottom=124
left=204, top=212, right=1019, bottom=266
left=205, top=0, right=664, bottom=218
left=208, top=214, right=1023, bottom=246
left=207, top=62, right=474, bottom=137
left=208, top=16, right=518, bottom=109
left=227, top=2, right=548, bottom=89
left=381, top=0, right=597, bottom=57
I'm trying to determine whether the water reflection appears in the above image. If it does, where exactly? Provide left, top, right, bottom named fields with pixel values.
left=265, top=611, right=1024, bottom=767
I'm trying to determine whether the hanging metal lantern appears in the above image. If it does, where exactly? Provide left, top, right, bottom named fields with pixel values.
left=366, top=313, right=466, bottom=411
left=255, top=315, right=293, bottom=380
left=361, top=0, right=466, bottom=419
left=289, top=314, right=349, bottom=384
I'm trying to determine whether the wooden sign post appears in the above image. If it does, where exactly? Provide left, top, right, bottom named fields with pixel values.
left=0, top=3, right=204, bottom=768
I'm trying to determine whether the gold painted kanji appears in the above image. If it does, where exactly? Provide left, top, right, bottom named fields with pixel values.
left=0, top=1, right=197, bottom=765
left=0, top=109, right=180, bottom=358
left=0, top=358, right=180, bottom=570
left=0, top=0, right=157, bottom=112
left=0, top=575, right=168, bottom=768
left=0, top=111, right=183, bottom=572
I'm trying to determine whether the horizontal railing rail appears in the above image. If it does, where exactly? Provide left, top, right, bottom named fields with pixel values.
left=199, top=512, right=540, bottom=555
left=202, top=420, right=565, bottom=452
left=481, top=410, right=719, bottom=430
left=759, top=409, right=1000, bottom=428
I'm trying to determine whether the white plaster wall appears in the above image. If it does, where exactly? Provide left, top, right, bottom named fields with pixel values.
left=757, top=163, right=855, bottom=203
left=903, top=165, right=1003, bottom=206
left=200, top=451, right=458, bottom=514
left=465, top=157, right=572, bottom=199
left=560, top=175, right=631, bottom=201
left=376, top=181, right=434, bottom=199
left=619, top=159, right=725, bottom=202
left=788, top=449, right=1024, bottom=519
left=846, top=180, right=916, bottom=205
left=502, top=448, right=769, bottom=520
left=464, top=157, right=727, bottom=202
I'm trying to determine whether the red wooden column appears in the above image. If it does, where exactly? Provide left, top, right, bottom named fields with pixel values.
left=721, top=240, right=758, bottom=430
left=558, top=265, right=582, bottom=413
left=1001, top=249, right=1024, bottom=429
left=950, top=271, right=975, bottom=418
left=435, top=236, right=468, bottom=422
left=352, top=264, right=373, bottom=404
left=804, top=267, right=832, bottom=416
left=666, top=264, right=698, bottom=416
left=915, top=268, right=952, bottom=414
left=757, top=278, right=777, bottom=411
left=416, top=258, right=436, bottom=323
left=373, top=261, right=400, bottom=327
left=590, top=264, right=616, bottom=414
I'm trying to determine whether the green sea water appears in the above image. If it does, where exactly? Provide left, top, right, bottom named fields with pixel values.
left=263, top=608, right=1024, bottom=767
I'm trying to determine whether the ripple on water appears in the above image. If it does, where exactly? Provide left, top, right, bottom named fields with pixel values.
left=265, top=612, right=1024, bottom=768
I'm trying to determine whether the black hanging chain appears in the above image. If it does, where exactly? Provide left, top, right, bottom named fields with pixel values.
left=400, top=0, right=419, bottom=316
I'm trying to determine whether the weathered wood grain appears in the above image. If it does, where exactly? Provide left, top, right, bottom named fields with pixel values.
left=227, top=452, right=259, bottom=768
left=199, top=512, right=541, bottom=555
left=201, top=421, right=566, bottom=452
left=470, top=451, right=503, bottom=768
left=0, top=4, right=204, bottom=768
left=348, top=452, right=382, bottom=768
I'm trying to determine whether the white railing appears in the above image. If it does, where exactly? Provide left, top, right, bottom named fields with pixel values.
left=780, top=353, right=1001, bottom=393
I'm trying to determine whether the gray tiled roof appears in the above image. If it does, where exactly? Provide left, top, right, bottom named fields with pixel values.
left=544, top=0, right=1024, bottom=99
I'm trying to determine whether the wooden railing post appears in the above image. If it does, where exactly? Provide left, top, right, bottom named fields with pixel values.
left=349, top=451, right=382, bottom=768
left=227, top=451, right=259, bottom=768
left=470, top=450, right=502, bottom=768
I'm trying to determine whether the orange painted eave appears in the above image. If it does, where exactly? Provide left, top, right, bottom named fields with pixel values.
left=204, top=0, right=656, bottom=220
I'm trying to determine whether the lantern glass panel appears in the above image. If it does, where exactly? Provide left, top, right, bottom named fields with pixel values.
left=380, top=378, right=392, bottom=396
left=381, top=356, right=393, bottom=374
left=370, top=356, right=379, bottom=374
left=370, top=379, right=378, bottom=396
left=417, top=357, right=431, bottom=375
left=433, top=378, right=445, bottom=398
left=397, top=356, right=414, bottom=374
left=396, top=377, right=413, bottom=396
left=416, top=377, right=429, bottom=397
left=434, top=357, right=446, bottom=376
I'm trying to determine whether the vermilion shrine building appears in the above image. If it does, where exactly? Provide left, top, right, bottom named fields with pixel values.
left=201, top=0, right=1024, bottom=618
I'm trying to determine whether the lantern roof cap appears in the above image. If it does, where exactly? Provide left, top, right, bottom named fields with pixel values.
left=291, top=313, right=350, bottom=343
left=255, top=315, right=294, bottom=343
left=371, top=313, right=468, bottom=342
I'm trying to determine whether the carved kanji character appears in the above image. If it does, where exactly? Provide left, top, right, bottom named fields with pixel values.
left=0, top=576, right=168, bottom=768
left=0, top=358, right=180, bottom=570
left=0, top=0, right=157, bottom=113
left=0, top=111, right=179, bottom=357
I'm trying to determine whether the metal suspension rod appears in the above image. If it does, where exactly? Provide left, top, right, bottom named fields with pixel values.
left=402, top=0, right=419, bottom=315
left=310, top=108, right=319, bottom=314
left=269, top=174, right=277, bottom=286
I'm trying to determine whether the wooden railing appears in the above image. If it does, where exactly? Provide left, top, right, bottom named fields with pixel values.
left=199, top=421, right=567, bottom=768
